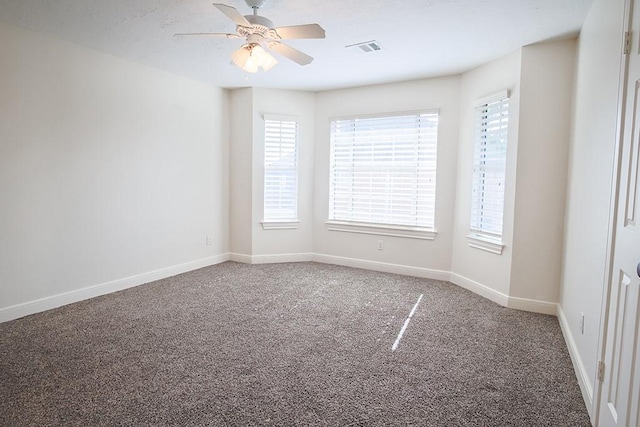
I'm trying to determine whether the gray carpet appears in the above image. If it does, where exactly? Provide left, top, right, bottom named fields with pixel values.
left=0, top=261, right=590, bottom=426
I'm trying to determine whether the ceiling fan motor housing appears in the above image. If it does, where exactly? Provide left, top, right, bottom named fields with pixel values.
left=239, top=14, right=277, bottom=40
left=245, top=0, right=268, bottom=9
left=245, top=15, right=275, bottom=30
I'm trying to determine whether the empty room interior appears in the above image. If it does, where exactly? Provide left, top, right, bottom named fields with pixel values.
left=1, top=0, right=639, bottom=425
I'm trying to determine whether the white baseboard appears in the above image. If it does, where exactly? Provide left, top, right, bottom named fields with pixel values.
left=312, top=253, right=451, bottom=281
left=508, top=296, right=557, bottom=315
left=251, top=253, right=314, bottom=264
left=229, top=252, right=313, bottom=264
left=230, top=253, right=557, bottom=316
left=449, top=273, right=510, bottom=307
left=229, top=252, right=253, bottom=263
left=557, top=305, right=594, bottom=418
left=449, top=273, right=558, bottom=315
left=1, top=252, right=560, bottom=323
left=0, top=254, right=230, bottom=323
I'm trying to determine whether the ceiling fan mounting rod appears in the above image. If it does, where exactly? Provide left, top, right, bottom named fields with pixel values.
left=245, top=0, right=267, bottom=11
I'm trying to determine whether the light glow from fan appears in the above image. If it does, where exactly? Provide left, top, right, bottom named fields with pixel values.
left=231, top=43, right=278, bottom=73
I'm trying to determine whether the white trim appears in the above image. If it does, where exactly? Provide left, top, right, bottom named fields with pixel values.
left=449, top=273, right=558, bottom=315
left=467, top=234, right=504, bottom=254
left=229, top=252, right=313, bottom=264
left=0, top=252, right=562, bottom=323
left=261, top=220, right=300, bottom=230
left=251, top=253, right=314, bottom=264
left=263, top=113, right=297, bottom=122
left=449, top=273, right=510, bottom=307
left=232, top=253, right=556, bottom=316
left=311, top=253, right=450, bottom=281
left=508, top=296, right=557, bottom=315
left=558, top=305, right=594, bottom=418
left=329, top=108, right=440, bottom=122
left=229, top=252, right=253, bottom=263
left=474, top=89, right=511, bottom=108
left=0, top=254, right=230, bottom=323
left=326, top=221, right=437, bottom=240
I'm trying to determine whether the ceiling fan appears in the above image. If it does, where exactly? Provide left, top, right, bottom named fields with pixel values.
left=175, top=0, right=326, bottom=73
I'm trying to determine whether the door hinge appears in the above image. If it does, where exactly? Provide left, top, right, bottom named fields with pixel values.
left=598, top=361, right=605, bottom=382
left=624, top=31, right=632, bottom=54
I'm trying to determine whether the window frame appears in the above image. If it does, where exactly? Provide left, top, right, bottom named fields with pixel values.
left=326, top=110, right=439, bottom=240
left=467, top=90, right=510, bottom=254
left=261, top=114, right=300, bottom=230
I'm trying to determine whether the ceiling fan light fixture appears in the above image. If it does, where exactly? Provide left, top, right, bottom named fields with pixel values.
left=232, top=43, right=277, bottom=73
left=231, top=46, right=251, bottom=68
left=250, top=44, right=278, bottom=71
left=244, top=56, right=260, bottom=73
left=261, top=51, right=278, bottom=71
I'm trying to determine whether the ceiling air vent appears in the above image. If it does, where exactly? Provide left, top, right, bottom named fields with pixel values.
left=346, top=40, right=382, bottom=54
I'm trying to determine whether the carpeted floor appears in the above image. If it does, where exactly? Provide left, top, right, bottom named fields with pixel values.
left=0, top=261, right=590, bottom=426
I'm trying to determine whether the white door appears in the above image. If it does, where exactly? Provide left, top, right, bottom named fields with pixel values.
left=598, top=0, right=640, bottom=425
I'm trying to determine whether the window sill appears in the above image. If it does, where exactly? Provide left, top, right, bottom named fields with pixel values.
left=467, top=234, right=504, bottom=254
left=261, top=221, right=300, bottom=230
left=326, top=221, right=437, bottom=240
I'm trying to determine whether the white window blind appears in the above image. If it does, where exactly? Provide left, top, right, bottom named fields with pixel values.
left=329, top=111, right=438, bottom=229
left=470, top=91, right=510, bottom=239
left=264, top=116, right=298, bottom=222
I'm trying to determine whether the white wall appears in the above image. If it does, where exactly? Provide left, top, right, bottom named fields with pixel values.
left=510, top=39, right=577, bottom=304
left=450, top=40, right=577, bottom=314
left=0, top=22, right=229, bottom=319
left=251, top=88, right=315, bottom=258
left=229, top=88, right=253, bottom=257
left=312, top=77, right=461, bottom=275
left=559, top=0, right=626, bottom=413
left=228, top=88, right=315, bottom=261
left=450, top=51, right=521, bottom=298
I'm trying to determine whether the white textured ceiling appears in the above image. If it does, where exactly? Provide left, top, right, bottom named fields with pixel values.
left=0, top=0, right=592, bottom=91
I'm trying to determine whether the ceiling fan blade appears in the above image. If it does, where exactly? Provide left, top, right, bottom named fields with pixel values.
left=213, top=3, right=252, bottom=27
left=269, top=42, right=314, bottom=66
left=274, top=24, right=326, bottom=40
left=174, top=32, right=240, bottom=39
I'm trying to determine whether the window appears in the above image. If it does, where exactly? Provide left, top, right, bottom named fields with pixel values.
left=468, top=90, right=510, bottom=254
left=328, top=111, right=438, bottom=238
left=263, top=115, right=298, bottom=229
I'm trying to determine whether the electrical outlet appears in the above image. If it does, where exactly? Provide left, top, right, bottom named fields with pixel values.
left=377, top=240, right=384, bottom=250
left=580, top=312, right=585, bottom=334
left=206, top=236, right=212, bottom=246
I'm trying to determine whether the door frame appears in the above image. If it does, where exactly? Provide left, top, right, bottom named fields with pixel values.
left=592, top=0, right=634, bottom=423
